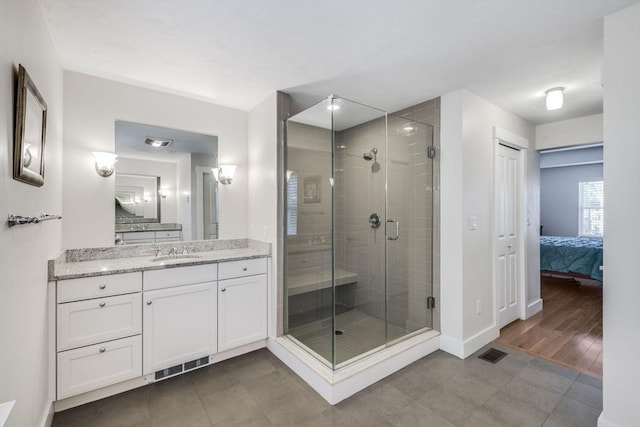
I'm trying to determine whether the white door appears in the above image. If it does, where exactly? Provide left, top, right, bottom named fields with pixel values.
left=496, top=143, right=521, bottom=328
left=218, top=274, right=267, bottom=352
left=143, top=282, right=217, bottom=374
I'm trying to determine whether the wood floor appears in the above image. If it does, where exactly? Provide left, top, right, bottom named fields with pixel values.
left=495, top=274, right=603, bottom=377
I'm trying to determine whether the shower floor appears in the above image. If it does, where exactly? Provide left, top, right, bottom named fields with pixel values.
left=288, top=309, right=408, bottom=366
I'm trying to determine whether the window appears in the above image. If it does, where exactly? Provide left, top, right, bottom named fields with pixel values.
left=579, top=180, right=604, bottom=237
left=286, top=172, right=298, bottom=236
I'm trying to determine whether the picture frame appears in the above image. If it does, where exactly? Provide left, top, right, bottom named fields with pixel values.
left=303, top=175, right=321, bottom=203
left=14, top=64, right=47, bottom=187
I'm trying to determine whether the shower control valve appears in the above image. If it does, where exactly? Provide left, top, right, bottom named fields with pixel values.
left=369, top=213, right=381, bottom=229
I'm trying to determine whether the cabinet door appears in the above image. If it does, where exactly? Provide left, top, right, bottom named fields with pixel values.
left=218, top=274, right=267, bottom=352
left=143, top=282, right=217, bottom=374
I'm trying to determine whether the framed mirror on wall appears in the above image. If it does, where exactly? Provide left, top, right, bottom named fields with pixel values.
left=13, top=64, right=47, bottom=187
left=114, top=121, right=219, bottom=243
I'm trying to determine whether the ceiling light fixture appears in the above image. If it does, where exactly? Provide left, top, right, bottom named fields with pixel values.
left=327, top=104, right=340, bottom=111
left=144, top=137, right=173, bottom=147
left=545, top=87, right=564, bottom=111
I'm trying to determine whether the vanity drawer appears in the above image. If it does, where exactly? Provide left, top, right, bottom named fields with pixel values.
left=122, top=231, right=155, bottom=242
left=57, top=335, right=142, bottom=399
left=156, top=230, right=181, bottom=239
left=218, top=258, right=267, bottom=280
left=57, top=293, right=142, bottom=351
left=57, top=272, right=142, bottom=303
left=144, top=264, right=218, bottom=290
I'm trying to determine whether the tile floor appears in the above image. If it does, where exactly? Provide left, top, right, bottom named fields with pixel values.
left=52, top=342, right=602, bottom=427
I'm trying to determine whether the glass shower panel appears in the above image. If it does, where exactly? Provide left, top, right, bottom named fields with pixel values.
left=386, top=115, right=434, bottom=341
left=333, top=99, right=388, bottom=366
left=284, top=99, right=335, bottom=367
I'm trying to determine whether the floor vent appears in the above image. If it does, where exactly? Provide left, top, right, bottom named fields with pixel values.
left=478, top=348, right=507, bottom=364
left=153, top=356, right=211, bottom=382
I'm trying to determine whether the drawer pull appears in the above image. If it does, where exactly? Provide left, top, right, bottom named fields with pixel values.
left=99, top=284, right=106, bottom=290
left=146, top=300, right=152, bottom=305
left=99, top=302, right=106, bottom=308
left=221, top=288, right=226, bottom=292
left=242, top=267, right=248, bottom=271
left=99, top=347, right=106, bottom=353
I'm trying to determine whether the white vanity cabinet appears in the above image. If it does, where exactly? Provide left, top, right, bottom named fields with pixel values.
left=218, top=258, right=268, bottom=351
left=56, top=272, right=142, bottom=399
left=53, top=251, right=270, bottom=406
left=142, top=264, right=217, bottom=374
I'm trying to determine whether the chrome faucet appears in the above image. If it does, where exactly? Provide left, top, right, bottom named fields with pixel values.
left=168, top=247, right=178, bottom=256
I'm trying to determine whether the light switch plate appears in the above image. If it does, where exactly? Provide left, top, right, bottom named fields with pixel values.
left=468, top=216, right=478, bottom=230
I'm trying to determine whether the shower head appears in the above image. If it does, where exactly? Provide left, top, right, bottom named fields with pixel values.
left=363, top=148, right=378, bottom=161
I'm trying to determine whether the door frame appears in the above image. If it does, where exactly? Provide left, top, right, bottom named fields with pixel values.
left=493, top=127, right=528, bottom=328
left=195, top=165, right=218, bottom=240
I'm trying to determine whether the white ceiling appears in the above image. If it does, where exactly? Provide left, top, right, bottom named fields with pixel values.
left=39, top=0, right=639, bottom=125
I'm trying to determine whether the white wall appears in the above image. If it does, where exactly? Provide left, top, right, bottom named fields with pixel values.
left=535, top=114, right=603, bottom=150
left=63, top=71, right=248, bottom=248
left=247, top=93, right=278, bottom=335
left=440, top=90, right=539, bottom=358
left=0, top=1, right=63, bottom=426
left=117, top=157, right=177, bottom=223
left=540, top=163, right=603, bottom=237
left=601, top=4, right=640, bottom=427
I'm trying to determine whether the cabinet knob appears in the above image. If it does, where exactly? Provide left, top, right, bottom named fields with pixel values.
left=99, top=347, right=106, bottom=353
left=99, top=284, right=106, bottom=290
left=99, top=302, right=106, bottom=308
left=221, top=288, right=226, bottom=292
left=146, top=300, right=152, bottom=305
left=242, top=267, right=248, bottom=271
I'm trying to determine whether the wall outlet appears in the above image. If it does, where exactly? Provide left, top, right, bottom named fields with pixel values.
left=476, top=299, right=482, bottom=314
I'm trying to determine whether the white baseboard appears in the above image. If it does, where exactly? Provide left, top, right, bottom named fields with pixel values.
left=526, top=298, right=543, bottom=318
left=598, top=413, right=618, bottom=427
left=440, top=325, right=499, bottom=359
left=268, top=330, right=440, bottom=405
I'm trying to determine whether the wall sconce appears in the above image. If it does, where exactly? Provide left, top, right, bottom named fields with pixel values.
left=93, top=152, right=118, bottom=177
left=212, top=165, right=237, bottom=185
left=158, top=189, right=168, bottom=199
left=545, top=87, right=564, bottom=111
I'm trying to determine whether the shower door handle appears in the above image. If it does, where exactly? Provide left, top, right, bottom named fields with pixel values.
left=387, top=219, right=399, bottom=240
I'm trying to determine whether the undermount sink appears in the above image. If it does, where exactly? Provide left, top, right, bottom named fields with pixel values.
left=151, top=254, right=202, bottom=262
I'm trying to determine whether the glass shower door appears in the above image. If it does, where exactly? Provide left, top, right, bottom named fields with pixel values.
left=385, top=115, right=434, bottom=341
left=332, top=99, right=388, bottom=367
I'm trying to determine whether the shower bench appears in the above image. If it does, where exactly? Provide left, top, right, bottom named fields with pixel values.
left=287, top=268, right=357, bottom=296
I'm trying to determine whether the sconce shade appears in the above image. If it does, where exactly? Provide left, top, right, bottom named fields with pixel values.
left=159, top=189, right=168, bottom=199
left=545, top=87, right=564, bottom=111
left=213, top=164, right=237, bottom=185
left=93, top=152, right=117, bottom=177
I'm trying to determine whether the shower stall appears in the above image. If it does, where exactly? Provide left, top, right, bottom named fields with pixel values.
left=283, top=95, right=436, bottom=370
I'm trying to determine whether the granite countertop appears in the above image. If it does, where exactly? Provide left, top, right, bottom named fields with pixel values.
left=49, top=239, right=270, bottom=280
left=115, top=223, right=182, bottom=233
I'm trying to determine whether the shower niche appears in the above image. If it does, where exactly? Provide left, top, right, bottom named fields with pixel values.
left=284, top=96, right=436, bottom=370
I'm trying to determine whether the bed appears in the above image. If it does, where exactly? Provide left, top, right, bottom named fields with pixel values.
left=540, top=236, right=603, bottom=282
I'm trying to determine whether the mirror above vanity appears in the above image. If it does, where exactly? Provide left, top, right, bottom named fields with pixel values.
left=114, top=121, right=219, bottom=244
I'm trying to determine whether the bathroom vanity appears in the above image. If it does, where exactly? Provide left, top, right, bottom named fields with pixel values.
left=48, top=239, right=270, bottom=410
